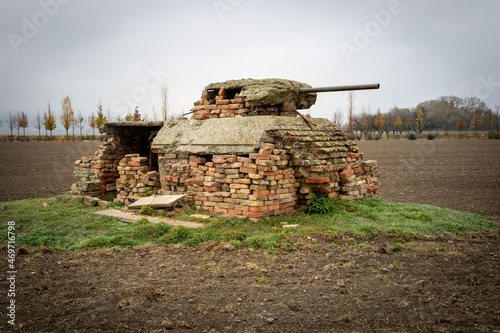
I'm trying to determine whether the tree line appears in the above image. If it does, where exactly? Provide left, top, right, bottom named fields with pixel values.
left=333, top=95, right=500, bottom=138
left=3, top=85, right=173, bottom=140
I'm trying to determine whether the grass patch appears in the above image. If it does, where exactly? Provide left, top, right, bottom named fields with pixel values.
left=1, top=196, right=498, bottom=251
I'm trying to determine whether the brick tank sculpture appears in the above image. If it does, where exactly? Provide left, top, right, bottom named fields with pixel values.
left=150, top=78, right=381, bottom=218
left=72, top=78, right=380, bottom=218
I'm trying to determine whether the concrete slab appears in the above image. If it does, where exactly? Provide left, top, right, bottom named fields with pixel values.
left=128, top=195, right=186, bottom=210
left=94, top=209, right=204, bottom=228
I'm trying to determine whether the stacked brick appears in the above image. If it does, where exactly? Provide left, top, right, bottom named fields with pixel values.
left=158, top=143, right=299, bottom=218
left=90, top=136, right=124, bottom=198
left=265, top=122, right=381, bottom=208
left=72, top=156, right=100, bottom=196
left=338, top=160, right=380, bottom=201
left=156, top=119, right=381, bottom=217
left=115, top=154, right=160, bottom=204
left=191, top=88, right=297, bottom=120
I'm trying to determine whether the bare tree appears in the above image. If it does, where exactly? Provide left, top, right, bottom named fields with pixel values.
left=168, top=110, right=183, bottom=120
left=76, top=110, right=86, bottom=137
left=88, top=112, right=97, bottom=136
left=33, top=109, right=43, bottom=141
left=14, top=111, right=21, bottom=138
left=151, top=106, right=159, bottom=121
left=347, top=91, right=355, bottom=132
left=160, top=83, right=169, bottom=121
left=331, top=107, right=344, bottom=128
left=6, top=111, right=17, bottom=139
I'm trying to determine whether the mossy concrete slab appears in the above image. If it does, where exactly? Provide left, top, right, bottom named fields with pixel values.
left=94, top=209, right=204, bottom=228
left=205, top=78, right=317, bottom=109
left=128, top=195, right=185, bottom=210
left=152, top=116, right=333, bottom=155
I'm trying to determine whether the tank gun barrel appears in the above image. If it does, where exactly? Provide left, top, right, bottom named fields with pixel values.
left=299, top=83, right=380, bottom=93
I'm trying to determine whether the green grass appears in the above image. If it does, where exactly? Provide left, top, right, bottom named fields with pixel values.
left=0, top=196, right=498, bottom=251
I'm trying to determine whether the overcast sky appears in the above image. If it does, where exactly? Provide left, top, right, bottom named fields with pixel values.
left=1, top=0, right=499, bottom=134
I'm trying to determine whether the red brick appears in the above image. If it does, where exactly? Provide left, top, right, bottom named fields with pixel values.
left=218, top=88, right=226, bottom=97
left=250, top=206, right=269, bottom=212
left=204, top=186, right=220, bottom=192
left=249, top=153, right=271, bottom=160
left=194, top=196, right=208, bottom=201
left=253, top=190, right=270, bottom=196
left=304, top=177, right=329, bottom=184
left=92, top=164, right=105, bottom=169
left=339, top=170, right=354, bottom=179
left=240, top=167, right=257, bottom=174
left=244, top=212, right=263, bottom=218
left=237, top=156, right=252, bottom=163
left=281, top=105, right=297, bottom=111
left=268, top=204, right=280, bottom=211
left=234, top=205, right=250, bottom=211
left=216, top=99, right=231, bottom=105
left=214, top=207, right=228, bottom=214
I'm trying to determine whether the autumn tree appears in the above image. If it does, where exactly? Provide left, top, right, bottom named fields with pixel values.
left=18, top=112, right=28, bottom=136
left=459, top=97, right=487, bottom=134
left=494, top=105, right=500, bottom=132
left=132, top=106, right=142, bottom=122
left=472, top=112, right=482, bottom=134
left=43, top=102, right=57, bottom=140
left=125, top=113, right=133, bottom=121
left=483, top=109, right=493, bottom=132
left=373, top=109, right=384, bottom=135
left=393, top=116, right=403, bottom=136
left=455, top=120, right=466, bottom=137
left=33, top=109, right=42, bottom=141
left=95, top=100, right=108, bottom=129
left=88, top=112, right=97, bottom=136
left=60, top=96, right=75, bottom=136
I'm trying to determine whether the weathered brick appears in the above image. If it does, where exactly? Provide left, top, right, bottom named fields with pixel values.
left=304, top=177, right=329, bottom=184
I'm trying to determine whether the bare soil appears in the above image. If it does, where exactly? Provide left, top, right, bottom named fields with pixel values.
left=1, top=140, right=499, bottom=332
left=1, top=235, right=499, bottom=332
left=0, top=142, right=99, bottom=202
left=357, top=140, right=500, bottom=222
